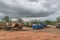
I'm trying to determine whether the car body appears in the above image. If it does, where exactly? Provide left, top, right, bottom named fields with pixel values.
left=32, top=23, right=47, bottom=29
left=56, top=23, right=60, bottom=28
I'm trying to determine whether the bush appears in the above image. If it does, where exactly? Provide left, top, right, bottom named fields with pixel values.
left=23, top=22, right=29, bottom=26
left=44, top=20, right=53, bottom=25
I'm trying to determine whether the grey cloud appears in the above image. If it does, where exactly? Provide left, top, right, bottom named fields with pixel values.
left=28, top=0, right=39, bottom=2
left=0, top=0, right=60, bottom=19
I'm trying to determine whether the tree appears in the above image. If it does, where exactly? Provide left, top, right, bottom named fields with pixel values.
left=2, top=16, right=10, bottom=22
left=44, top=20, right=53, bottom=25
left=17, top=18, right=23, bottom=23
left=56, top=16, right=60, bottom=23
left=31, top=20, right=40, bottom=24
left=23, top=22, right=29, bottom=26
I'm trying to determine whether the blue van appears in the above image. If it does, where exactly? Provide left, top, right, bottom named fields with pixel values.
left=32, top=23, right=47, bottom=29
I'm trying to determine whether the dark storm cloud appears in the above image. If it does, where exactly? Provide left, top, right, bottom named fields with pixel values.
left=0, top=0, right=59, bottom=19
left=28, top=0, right=39, bottom=2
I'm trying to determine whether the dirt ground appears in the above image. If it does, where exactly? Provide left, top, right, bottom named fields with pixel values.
left=0, top=25, right=60, bottom=40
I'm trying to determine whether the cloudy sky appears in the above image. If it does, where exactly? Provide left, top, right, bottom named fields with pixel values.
left=0, top=0, right=60, bottom=20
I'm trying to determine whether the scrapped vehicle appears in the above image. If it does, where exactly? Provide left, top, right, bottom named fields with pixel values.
left=0, top=22, right=7, bottom=30
left=0, top=22, right=23, bottom=31
left=32, top=23, right=47, bottom=29
left=56, top=23, right=60, bottom=28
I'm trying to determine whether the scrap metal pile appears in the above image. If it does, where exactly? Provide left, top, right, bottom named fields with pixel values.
left=0, top=22, right=23, bottom=31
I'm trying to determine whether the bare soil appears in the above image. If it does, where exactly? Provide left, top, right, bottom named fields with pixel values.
left=0, top=25, right=60, bottom=40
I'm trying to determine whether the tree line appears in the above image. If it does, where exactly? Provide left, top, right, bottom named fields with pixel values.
left=1, top=16, right=60, bottom=25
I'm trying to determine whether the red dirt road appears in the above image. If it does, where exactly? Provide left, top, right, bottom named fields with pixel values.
left=0, top=31, right=60, bottom=40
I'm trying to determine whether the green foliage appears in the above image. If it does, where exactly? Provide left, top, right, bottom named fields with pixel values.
left=44, top=20, right=53, bottom=25
left=56, top=16, right=60, bottom=23
left=2, top=16, right=11, bottom=22
left=17, top=18, right=23, bottom=23
left=31, top=20, right=40, bottom=24
left=23, top=22, right=29, bottom=26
